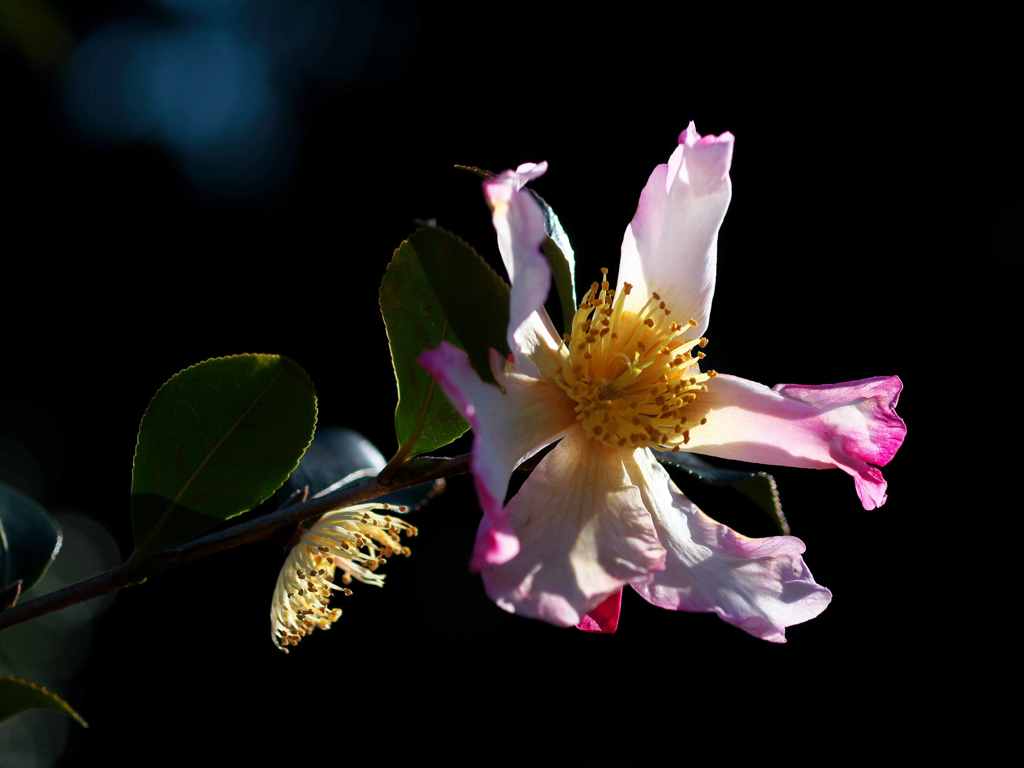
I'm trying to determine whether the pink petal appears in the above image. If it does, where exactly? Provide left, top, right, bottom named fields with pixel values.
left=419, top=342, right=577, bottom=567
left=627, top=449, right=831, bottom=643
left=480, top=429, right=667, bottom=627
left=687, top=374, right=906, bottom=510
left=483, top=163, right=563, bottom=379
left=576, top=589, right=623, bottom=634
left=616, top=122, right=734, bottom=337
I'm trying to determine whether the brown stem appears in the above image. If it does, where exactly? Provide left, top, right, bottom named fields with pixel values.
left=0, top=453, right=471, bottom=632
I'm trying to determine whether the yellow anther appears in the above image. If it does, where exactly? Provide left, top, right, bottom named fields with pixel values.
left=552, top=270, right=716, bottom=452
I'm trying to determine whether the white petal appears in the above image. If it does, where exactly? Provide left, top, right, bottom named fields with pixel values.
left=419, top=342, right=577, bottom=567
left=484, top=163, right=563, bottom=378
left=480, top=429, right=666, bottom=626
left=616, top=123, right=733, bottom=336
left=626, top=448, right=831, bottom=642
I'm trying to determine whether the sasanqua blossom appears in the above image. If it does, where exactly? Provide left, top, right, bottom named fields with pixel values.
left=420, top=123, right=906, bottom=640
left=270, top=502, right=417, bottom=652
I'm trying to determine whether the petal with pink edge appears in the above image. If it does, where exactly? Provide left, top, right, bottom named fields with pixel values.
left=483, top=163, right=563, bottom=379
left=686, top=374, right=906, bottom=509
left=480, top=429, right=666, bottom=627
left=617, top=122, right=733, bottom=337
left=419, top=342, right=577, bottom=567
left=626, top=449, right=831, bottom=643
left=576, top=589, right=623, bottom=634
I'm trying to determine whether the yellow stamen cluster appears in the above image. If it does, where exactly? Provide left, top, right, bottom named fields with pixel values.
left=270, top=502, right=418, bottom=653
left=553, top=268, right=716, bottom=450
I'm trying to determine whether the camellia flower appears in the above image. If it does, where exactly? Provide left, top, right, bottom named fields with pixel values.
left=270, top=502, right=417, bottom=652
left=420, top=123, right=906, bottom=641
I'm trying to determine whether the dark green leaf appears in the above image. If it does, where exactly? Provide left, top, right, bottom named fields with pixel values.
left=381, top=226, right=509, bottom=456
left=654, top=451, right=790, bottom=535
left=455, top=164, right=578, bottom=332
left=131, top=354, right=318, bottom=553
left=0, top=483, right=61, bottom=593
left=0, top=676, right=87, bottom=727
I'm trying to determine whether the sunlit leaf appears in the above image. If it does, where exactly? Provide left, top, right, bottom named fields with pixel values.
left=0, top=483, right=61, bottom=593
left=0, top=676, right=87, bottom=727
left=131, top=354, right=318, bottom=553
left=381, top=226, right=509, bottom=457
left=654, top=451, right=790, bottom=535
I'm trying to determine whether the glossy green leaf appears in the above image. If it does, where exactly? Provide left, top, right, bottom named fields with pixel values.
left=381, top=226, right=509, bottom=456
left=0, top=483, right=61, bottom=593
left=0, top=676, right=87, bottom=727
left=654, top=451, right=791, bottom=535
left=455, top=164, right=578, bottom=332
left=131, top=354, right=318, bottom=553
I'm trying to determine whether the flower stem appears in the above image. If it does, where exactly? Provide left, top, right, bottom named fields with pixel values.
left=0, top=453, right=471, bottom=632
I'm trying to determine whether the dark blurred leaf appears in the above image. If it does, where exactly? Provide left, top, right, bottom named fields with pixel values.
left=455, top=164, right=577, bottom=331
left=283, top=428, right=384, bottom=498
left=283, top=428, right=446, bottom=514
left=0, top=676, right=87, bottom=727
left=381, top=226, right=507, bottom=456
left=0, top=482, right=61, bottom=592
left=654, top=451, right=790, bottom=535
left=1, top=579, right=22, bottom=608
left=131, top=354, right=318, bottom=553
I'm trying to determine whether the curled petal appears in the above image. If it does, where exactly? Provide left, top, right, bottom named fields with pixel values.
left=419, top=342, right=576, bottom=568
left=576, top=589, right=623, bottom=634
left=484, top=163, right=563, bottom=378
left=617, top=122, right=733, bottom=336
left=687, top=374, right=906, bottom=509
left=481, top=429, right=666, bottom=627
left=627, top=449, right=831, bottom=643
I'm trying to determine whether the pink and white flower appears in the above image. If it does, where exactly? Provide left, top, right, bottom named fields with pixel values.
left=420, top=123, right=906, bottom=642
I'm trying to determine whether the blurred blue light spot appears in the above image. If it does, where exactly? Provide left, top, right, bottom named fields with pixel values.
left=142, top=28, right=273, bottom=153
left=65, top=23, right=165, bottom=141
left=66, top=22, right=292, bottom=197
left=252, top=0, right=380, bottom=82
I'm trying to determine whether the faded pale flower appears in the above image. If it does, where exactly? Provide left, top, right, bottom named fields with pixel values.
left=420, top=123, right=906, bottom=641
left=270, top=502, right=417, bottom=652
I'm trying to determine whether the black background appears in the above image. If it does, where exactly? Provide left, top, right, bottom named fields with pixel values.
left=2, top=3, right=1014, bottom=762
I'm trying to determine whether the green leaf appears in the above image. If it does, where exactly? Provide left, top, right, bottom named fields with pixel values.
left=654, top=451, right=791, bottom=535
left=0, top=676, right=87, bottom=727
left=131, top=354, right=318, bottom=553
left=455, top=164, right=578, bottom=332
left=381, top=226, right=509, bottom=456
left=0, top=483, right=62, bottom=593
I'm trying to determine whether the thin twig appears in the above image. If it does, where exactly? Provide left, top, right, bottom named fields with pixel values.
left=0, top=453, right=471, bottom=632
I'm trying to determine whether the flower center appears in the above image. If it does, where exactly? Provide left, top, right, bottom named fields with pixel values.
left=552, top=268, right=715, bottom=451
